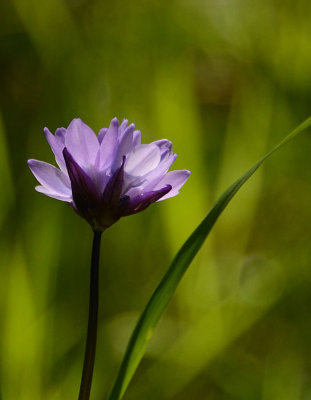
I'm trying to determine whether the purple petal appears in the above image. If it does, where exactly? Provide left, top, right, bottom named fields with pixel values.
left=154, top=170, right=191, bottom=201
left=125, top=144, right=161, bottom=176
left=124, top=186, right=143, bottom=198
left=98, top=128, right=108, bottom=144
left=119, top=118, right=129, bottom=136
left=65, top=118, right=99, bottom=168
left=99, top=117, right=119, bottom=170
left=44, top=127, right=67, bottom=171
left=120, top=185, right=172, bottom=215
left=55, top=127, right=66, bottom=141
left=28, top=159, right=71, bottom=195
left=102, top=156, right=125, bottom=204
left=133, top=130, right=141, bottom=147
left=142, top=153, right=177, bottom=192
left=35, top=185, right=72, bottom=202
left=122, top=173, right=145, bottom=195
left=152, top=139, right=173, bottom=159
left=112, top=124, right=135, bottom=172
left=63, top=148, right=100, bottom=215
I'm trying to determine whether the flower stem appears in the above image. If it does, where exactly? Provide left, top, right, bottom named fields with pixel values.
left=78, top=230, right=102, bottom=400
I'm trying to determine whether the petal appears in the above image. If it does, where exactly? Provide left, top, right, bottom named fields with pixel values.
left=122, top=174, right=145, bottom=195
left=35, top=185, right=72, bottom=202
left=124, top=186, right=143, bottom=198
left=119, top=118, right=129, bottom=136
left=153, top=139, right=173, bottom=159
left=142, top=153, right=177, bottom=192
left=154, top=170, right=191, bottom=201
left=55, top=127, right=66, bottom=141
left=120, top=185, right=172, bottom=215
left=125, top=144, right=161, bottom=176
left=63, top=148, right=100, bottom=210
left=28, top=159, right=71, bottom=196
left=112, top=123, right=134, bottom=172
left=65, top=118, right=99, bottom=168
left=99, top=117, right=119, bottom=170
left=102, top=156, right=125, bottom=204
left=98, top=128, right=108, bottom=144
left=84, top=164, right=110, bottom=195
left=44, top=127, right=67, bottom=171
left=122, top=139, right=175, bottom=194
left=133, top=130, right=141, bottom=147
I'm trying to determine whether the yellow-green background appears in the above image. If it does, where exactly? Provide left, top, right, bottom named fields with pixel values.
left=1, top=0, right=311, bottom=399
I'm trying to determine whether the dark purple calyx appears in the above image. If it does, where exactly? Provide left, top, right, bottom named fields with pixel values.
left=119, top=184, right=172, bottom=216
left=63, top=148, right=172, bottom=231
left=63, top=149, right=124, bottom=230
left=63, top=148, right=101, bottom=225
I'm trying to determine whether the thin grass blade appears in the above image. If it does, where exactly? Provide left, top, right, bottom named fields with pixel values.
left=108, top=116, right=311, bottom=400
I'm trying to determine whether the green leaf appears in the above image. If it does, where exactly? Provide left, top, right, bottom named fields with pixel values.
left=107, top=116, right=311, bottom=400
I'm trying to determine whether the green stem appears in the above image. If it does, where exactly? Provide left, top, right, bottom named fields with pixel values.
left=78, top=230, right=102, bottom=400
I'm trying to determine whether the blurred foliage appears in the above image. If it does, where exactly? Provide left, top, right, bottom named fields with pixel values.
left=1, top=0, right=311, bottom=399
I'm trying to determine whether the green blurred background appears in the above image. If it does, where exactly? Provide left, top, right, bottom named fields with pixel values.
left=1, top=0, right=311, bottom=399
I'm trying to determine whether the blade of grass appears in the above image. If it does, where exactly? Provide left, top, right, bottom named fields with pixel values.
left=108, top=116, right=311, bottom=400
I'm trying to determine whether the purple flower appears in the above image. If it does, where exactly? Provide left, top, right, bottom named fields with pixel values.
left=28, top=118, right=190, bottom=231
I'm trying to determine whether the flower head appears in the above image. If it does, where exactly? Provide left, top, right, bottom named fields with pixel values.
left=28, top=118, right=190, bottom=231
